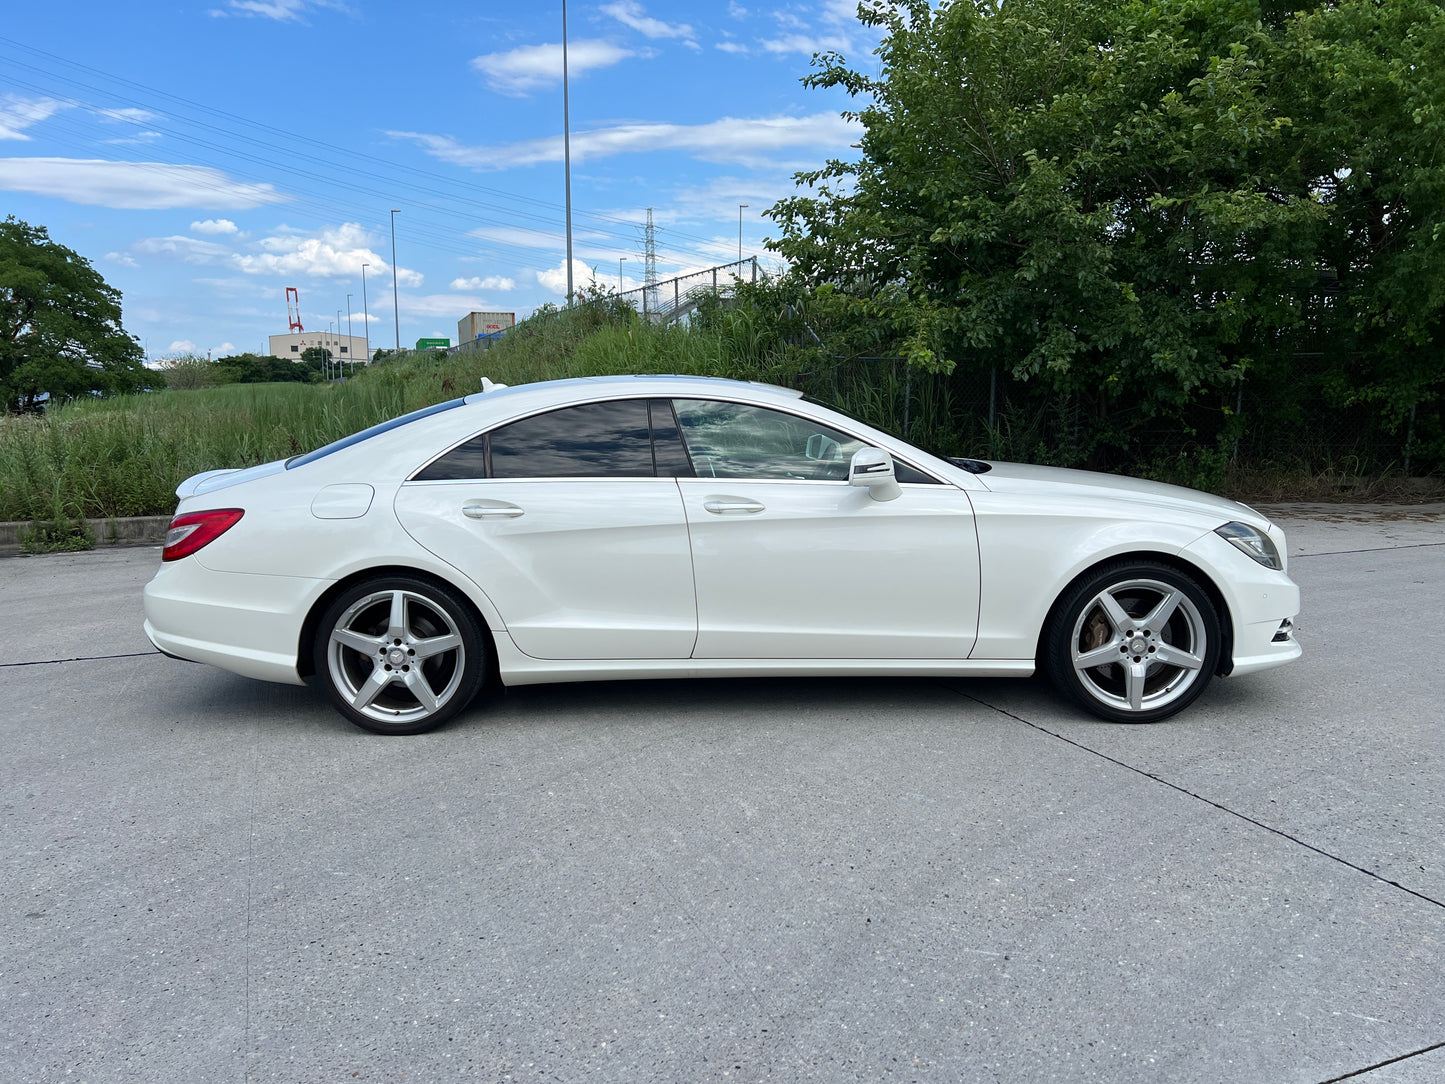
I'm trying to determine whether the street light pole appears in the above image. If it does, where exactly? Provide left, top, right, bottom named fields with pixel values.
left=361, top=263, right=370, bottom=365
left=390, top=209, right=401, bottom=353
left=739, top=203, right=748, bottom=264
left=618, top=256, right=627, bottom=294
left=337, top=308, right=342, bottom=377
left=562, top=0, right=574, bottom=306
left=346, top=294, right=354, bottom=376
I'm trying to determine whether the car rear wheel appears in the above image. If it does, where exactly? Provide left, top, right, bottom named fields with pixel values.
left=314, top=575, right=486, bottom=735
left=1044, top=561, right=1221, bottom=724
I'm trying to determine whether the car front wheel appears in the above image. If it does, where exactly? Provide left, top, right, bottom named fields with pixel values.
left=1044, top=561, right=1221, bottom=724
left=314, top=575, right=486, bottom=735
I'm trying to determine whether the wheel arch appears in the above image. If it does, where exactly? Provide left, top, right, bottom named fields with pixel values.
left=1033, top=550, right=1234, bottom=677
left=296, top=564, right=502, bottom=688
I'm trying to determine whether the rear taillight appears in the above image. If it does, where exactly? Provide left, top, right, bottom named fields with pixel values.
left=162, top=508, right=244, bottom=562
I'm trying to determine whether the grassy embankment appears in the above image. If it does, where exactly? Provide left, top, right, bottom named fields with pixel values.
left=3, top=301, right=1435, bottom=550
left=0, top=305, right=786, bottom=542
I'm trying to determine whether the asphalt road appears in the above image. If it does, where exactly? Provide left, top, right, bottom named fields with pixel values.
left=2, top=506, right=1442, bottom=1083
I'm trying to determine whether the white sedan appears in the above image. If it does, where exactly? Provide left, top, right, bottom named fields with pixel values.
left=143, top=375, right=1301, bottom=735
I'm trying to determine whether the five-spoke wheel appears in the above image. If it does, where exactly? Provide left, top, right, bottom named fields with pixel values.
left=314, top=575, right=486, bottom=735
left=1045, top=561, right=1220, bottom=723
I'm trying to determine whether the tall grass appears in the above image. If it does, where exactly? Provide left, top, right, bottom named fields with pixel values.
left=0, top=305, right=780, bottom=523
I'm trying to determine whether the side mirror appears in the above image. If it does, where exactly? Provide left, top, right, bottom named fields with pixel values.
left=848, top=447, right=902, bottom=502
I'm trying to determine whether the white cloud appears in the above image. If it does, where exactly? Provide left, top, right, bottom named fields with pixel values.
left=105, top=251, right=139, bottom=267
left=0, top=96, right=70, bottom=141
left=759, top=33, right=854, bottom=56
left=401, top=293, right=512, bottom=319
left=234, top=223, right=422, bottom=285
left=134, top=235, right=236, bottom=264
left=715, top=40, right=750, bottom=55
left=0, top=158, right=287, bottom=209
left=95, top=106, right=160, bottom=125
left=450, top=275, right=516, bottom=291
left=168, top=340, right=197, bottom=353
left=213, top=342, right=236, bottom=355
left=391, top=112, right=862, bottom=172
left=212, top=0, right=346, bottom=21
left=602, top=2, right=696, bottom=46
left=191, top=218, right=240, bottom=235
left=729, top=1, right=748, bottom=17
left=537, top=258, right=602, bottom=296
left=471, top=40, right=637, bottom=96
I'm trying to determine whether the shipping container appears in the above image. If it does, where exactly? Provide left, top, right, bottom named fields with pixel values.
left=458, top=311, right=516, bottom=342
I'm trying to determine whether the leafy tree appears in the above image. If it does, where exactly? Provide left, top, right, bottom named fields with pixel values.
left=768, top=0, right=1444, bottom=463
left=0, top=216, right=148, bottom=412
left=301, top=346, right=333, bottom=366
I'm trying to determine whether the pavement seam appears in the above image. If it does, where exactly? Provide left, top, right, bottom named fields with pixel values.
left=1, top=650, right=161, bottom=668
left=1315, top=1039, right=1445, bottom=1083
left=1293, top=541, right=1445, bottom=558
left=947, top=685, right=1445, bottom=913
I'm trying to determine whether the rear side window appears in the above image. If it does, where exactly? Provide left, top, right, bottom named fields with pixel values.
left=417, top=399, right=667, bottom=480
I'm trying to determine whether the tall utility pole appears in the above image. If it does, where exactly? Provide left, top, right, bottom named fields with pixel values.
left=346, top=294, right=354, bottom=375
left=361, top=263, right=370, bottom=365
left=561, top=0, right=574, bottom=306
left=739, top=204, right=748, bottom=263
left=390, top=209, right=401, bottom=352
left=337, top=309, right=342, bottom=376
left=618, top=256, right=627, bottom=294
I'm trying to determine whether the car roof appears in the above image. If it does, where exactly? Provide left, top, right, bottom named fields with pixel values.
left=461, top=374, right=805, bottom=409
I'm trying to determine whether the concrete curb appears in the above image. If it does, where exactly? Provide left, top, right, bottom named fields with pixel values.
left=0, top=515, right=171, bottom=557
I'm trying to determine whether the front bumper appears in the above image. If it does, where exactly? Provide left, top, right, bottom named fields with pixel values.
left=1181, top=527, right=1302, bottom=677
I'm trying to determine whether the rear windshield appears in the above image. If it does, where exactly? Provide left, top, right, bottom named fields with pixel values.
left=286, top=398, right=466, bottom=469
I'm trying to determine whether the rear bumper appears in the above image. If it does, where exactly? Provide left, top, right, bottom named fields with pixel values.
left=143, top=558, right=322, bottom=686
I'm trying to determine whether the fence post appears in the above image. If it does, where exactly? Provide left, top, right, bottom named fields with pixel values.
left=675, top=278, right=680, bottom=312
left=752, top=257, right=757, bottom=283
left=903, top=363, right=912, bottom=437
left=1232, top=378, right=1245, bottom=464
left=988, top=365, right=997, bottom=431
left=1405, top=402, right=1417, bottom=475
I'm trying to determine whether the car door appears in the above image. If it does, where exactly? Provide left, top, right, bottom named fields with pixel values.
left=394, top=398, right=697, bottom=661
left=671, top=398, right=981, bottom=660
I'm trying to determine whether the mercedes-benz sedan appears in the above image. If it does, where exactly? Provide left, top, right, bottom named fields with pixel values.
left=144, top=375, right=1301, bottom=734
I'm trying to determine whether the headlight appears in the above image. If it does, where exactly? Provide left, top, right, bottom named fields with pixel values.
left=1215, top=521, right=1282, bottom=570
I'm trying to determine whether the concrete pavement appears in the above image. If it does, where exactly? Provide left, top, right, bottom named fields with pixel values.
left=1, top=506, right=1441, bottom=1082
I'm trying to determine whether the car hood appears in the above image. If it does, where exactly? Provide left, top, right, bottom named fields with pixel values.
left=973, top=461, right=1269, bottom=528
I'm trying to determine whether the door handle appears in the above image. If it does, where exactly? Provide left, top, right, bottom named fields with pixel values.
left=462, top=500, right=524, bottom=519
left=703, top=497, right=765, bottom=515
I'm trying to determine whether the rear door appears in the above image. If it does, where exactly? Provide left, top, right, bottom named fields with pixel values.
left=394, top=398, right=697, bottom=661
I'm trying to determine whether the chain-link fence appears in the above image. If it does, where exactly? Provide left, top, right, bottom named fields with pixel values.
left=618, top=258, right=761, bottom=323
left=791, top=355, right=1438, bottom=480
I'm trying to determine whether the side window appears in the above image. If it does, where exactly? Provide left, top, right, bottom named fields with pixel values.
left=672, top=399, right=866, bottom=481
left=416, top=399, right=655, bottom=480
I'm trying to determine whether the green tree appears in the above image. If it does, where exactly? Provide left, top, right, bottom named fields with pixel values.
left=768, top=0, right=1444, bottom=463
left=0, top=216, right=148, bottom=412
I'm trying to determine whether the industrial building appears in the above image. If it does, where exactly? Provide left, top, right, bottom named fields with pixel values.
left=267, top=332, right=369, bottom=362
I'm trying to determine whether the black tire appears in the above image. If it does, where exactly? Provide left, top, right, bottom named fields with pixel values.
left=313, top=575, right=487, bottom=735
left=1043, top=560, right=1221, bottom=724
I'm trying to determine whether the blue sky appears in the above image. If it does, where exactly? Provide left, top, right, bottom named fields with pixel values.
left=0, top=1, right=874, bottom=359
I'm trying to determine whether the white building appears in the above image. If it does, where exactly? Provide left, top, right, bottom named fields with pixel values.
left=268, top=332, right=370, bottom=363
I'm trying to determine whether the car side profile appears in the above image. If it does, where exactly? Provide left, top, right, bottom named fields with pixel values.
left=143, top=375, right=1301, bottom=734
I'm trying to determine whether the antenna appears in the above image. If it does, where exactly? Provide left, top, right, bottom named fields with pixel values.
left=286, top=287, right=304, bottom=332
